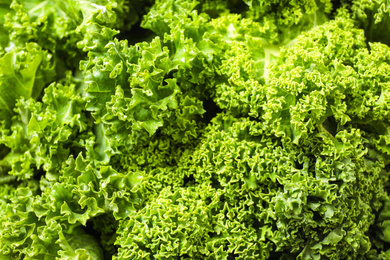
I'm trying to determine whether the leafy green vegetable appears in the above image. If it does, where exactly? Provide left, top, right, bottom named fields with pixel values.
left=1, top=0, right=390, bottom=259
